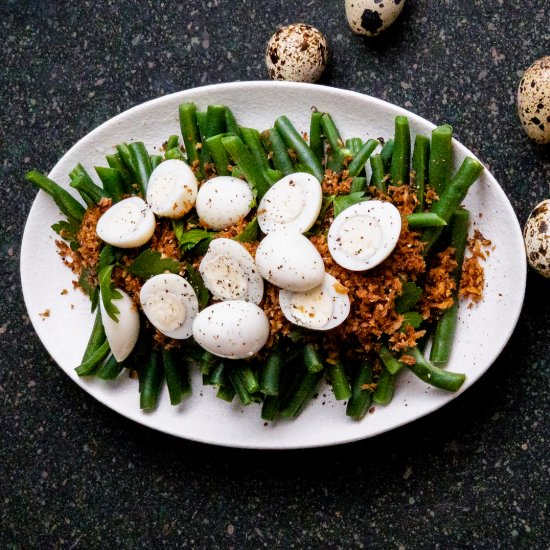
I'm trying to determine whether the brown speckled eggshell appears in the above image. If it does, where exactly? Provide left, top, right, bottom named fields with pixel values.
left=265, top=24, right=328, bottom=83
left=345, top=0, right=405, bottom=37
left=523, top=199, right=550, bottom=278
left=517, top=56, right=550, bottom=145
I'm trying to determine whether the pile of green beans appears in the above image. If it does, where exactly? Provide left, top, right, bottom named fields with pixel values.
left=27, top=101, right=484, bottom=418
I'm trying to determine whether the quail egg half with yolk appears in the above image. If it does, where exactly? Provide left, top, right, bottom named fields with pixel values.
left=140, top=273, right=198, bottom=339
left=257, top=172, right=322, bottom=234
left=328, top=200, right=402, bottom=271
left=199, top=238, right=264, bottom=304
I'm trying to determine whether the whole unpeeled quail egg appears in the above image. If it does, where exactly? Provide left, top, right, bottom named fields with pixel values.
left=345, top=0, right=405, bottom=37
left=517, top=56, right=550, bottom=144
left=266, top=24, right=328, bottom=83
left=524, top=199, right=550, bottom=278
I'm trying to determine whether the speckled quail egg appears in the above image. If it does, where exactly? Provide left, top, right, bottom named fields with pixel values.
left=279, top=272, right=350, bottom=331
left=523, top=199, right=550, bottom=278
left=517, top=56, right=550, bottom=144
left=266, top=24, right=328, bottom=83
left=328, top=200, right=401, bottom=271
left=257, top=172, right=323, bottom=234
left=255, top=229, right=325, bottom=291
left=199, top=238, right=264, bottom=304
left=192, top=301, right=270, bottom=359
left=345, top=0, right=405, bottom=37
left=146, top=159, right=198, bottom=218
left=99, top=288, right=140, bottom=362
left=195, top=176, right=253, bottom=230
left=140, top=274, right=199, bottom=339
left=96, top=196, right=156, bottom=248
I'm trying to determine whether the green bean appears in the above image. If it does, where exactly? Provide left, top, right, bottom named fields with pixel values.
left=216, top=384, right=236, bottom=402
left=164, top=147, right=185, bottom=161
left=196, top=111, right=208, bottom=140
left=205, top=134, right=231, bottom=176
left=241, top=127, right=271, bottom=173
left=378, top=344, right=404, bottom=375
left=209, top=360, right=227, bottom=386
left=81, top=308, right=106, bottom=363
left=280, top=370, right=323, bottom=418
left=266, top=128, right=294, bottom=175
left=327, top=359, right=351, bottom=400
left=380, top=139, right=394, bottom=173
left=26, top=170, right=86, bottom=222
left=429, top=124, right=453, bottom=195
left=96, top=354, right=126, bottom=380
left=347, top=139, right=379, bottom=178
left=166, top=135, right=179, bottom=151
left=407, top=212, right=447, bottom=229
left=274, top=115, right=325, bottom=182
left=260, top=349, right=283, bottom=396
left=407, top=346, right=465, bottom=391
left=228, top=368, right=251, bottom=406
left=95, top=166, right=125, bottom=202
left=261, top=394, right=280, bottom=421
left=179, top=102, right=203, bottom=177
left=303, top=343, right=324, bottom=374
left=430, top=208, right=470, bottom=364
left=198, top=350, right=216, bottom=375
left=206, top=105, right=227, bottom=139
left=238, top=364, right=260, bottom=394
left=346, top=360, right=374, bottom=420
left=70, top=173, right=109, bottom=205
left=327, top=147, right=352, bottom=173
left=150, top=155, right=163, bottom=170
left=390, top=116, right=411, bottom=185
left=309, top=110, right=325, bottom=163
left=163, top=348, right=183, bottom=405
left=75, top=340, right=110, bottom=376
left=320, top=113, right=344, bottom=152
left=128, top=142, right=152, bottom=195
left=224, top=107, right=242, bottom=138
left=373, top=365, right=396, bottom=405
left=106, top=153, right=134, bottom=191
left=115, top=143, right=138, bottom=186
left=422, top=157, right=483, bottom=254
left=350, top=176, right=367, bottom=193
left=221, top=135, right=272, bottom=200
left=370, top=154, right=387, bottom=193
left=140, top=351, right=164, bottom=410
left=412, top=134, right=430, bottom=211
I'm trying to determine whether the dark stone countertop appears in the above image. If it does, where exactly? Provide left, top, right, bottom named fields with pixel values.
left=1, top=1, right=548, bottom=548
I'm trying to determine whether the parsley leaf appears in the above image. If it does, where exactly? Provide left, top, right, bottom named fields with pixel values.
left=185, top=262, right=210, bottom=309
left=98, top=265, right=122, bottom=322
left=332, top=192, right=368, bottom=217
left=395, top=281, right=423, bottom=314
left=52, top=218, right=81, bottom=251
left=401, top=311, right=424, bottom=329
left=236, top=217, right=259, bottom=243
left=176, top=227, right=215, bottom=253
left=126, top=249, right=181, bottom=280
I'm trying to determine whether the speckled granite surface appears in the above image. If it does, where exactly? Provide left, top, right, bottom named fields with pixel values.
left=1, top=1, right=549, bottom=548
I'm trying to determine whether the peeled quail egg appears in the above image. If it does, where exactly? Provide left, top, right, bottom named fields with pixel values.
left=524, top=199, right=550, bottom=278
left=255, top=229, right=325, bottom=291
left=266, top=24, right=328, bottom=83
left=146, top=159, right=198, bottom=218
left=328, top=200, right=401, bottom=271
left=195, top=176, right=253, bottom=230
left=96, top=196, right=156, bottom=248
left=257, top=172, right=322, bottom=234
left=99, top=289, right=140, bottom=362
left=517, top=56, right=550, bottom=144
left=140, top=273, right=198, bottom=339
left=192, top=301, right=270, bottom=359
left=345, top=0, right=405, bottom=37
left=279, top=273, right=350, bottom=330
left=199, top=238, right=264, bottom=304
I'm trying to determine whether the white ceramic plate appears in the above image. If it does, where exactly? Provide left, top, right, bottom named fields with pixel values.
left=21, top=82, right=526, bottom=449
